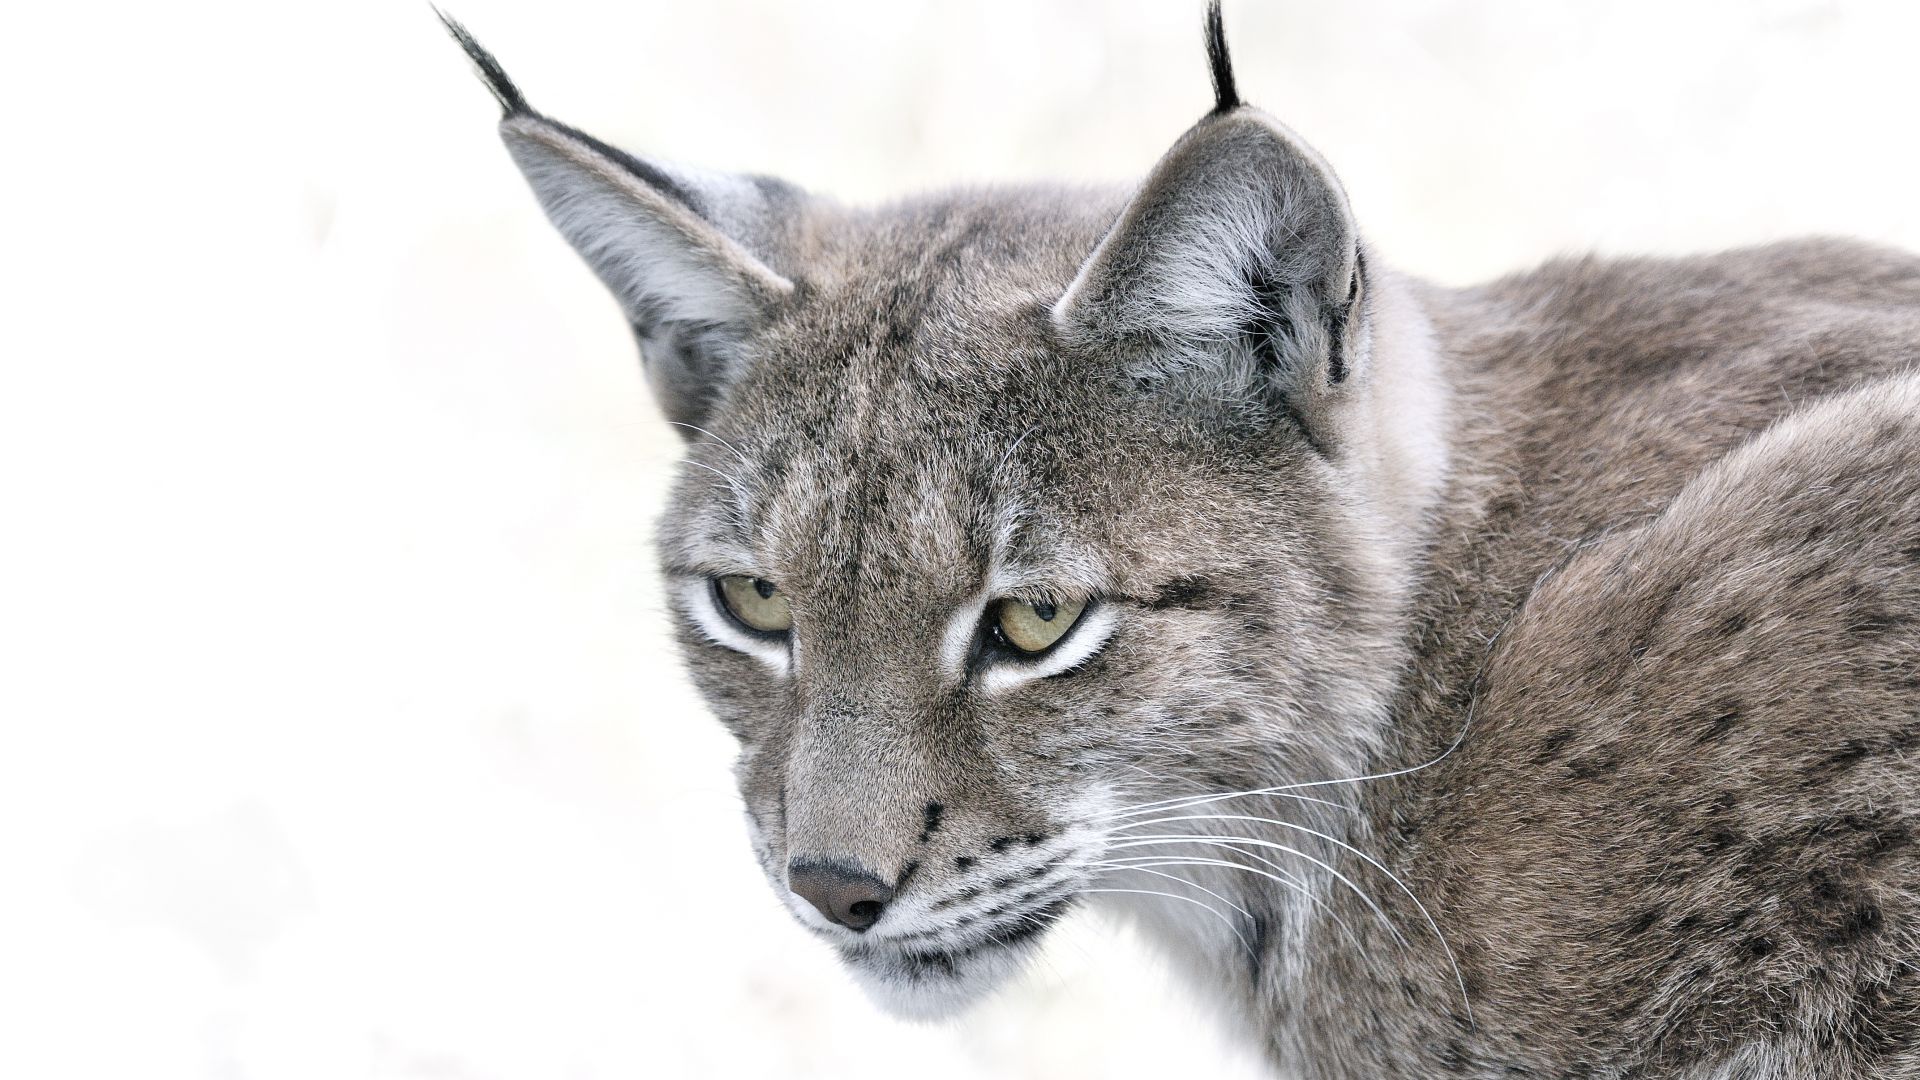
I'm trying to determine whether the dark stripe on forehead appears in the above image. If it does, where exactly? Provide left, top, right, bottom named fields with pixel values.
left=1144, top=575, right=1222, bottom=610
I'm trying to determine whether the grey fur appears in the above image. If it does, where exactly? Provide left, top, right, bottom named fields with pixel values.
left=444, top=9, right=1920, bottom=1077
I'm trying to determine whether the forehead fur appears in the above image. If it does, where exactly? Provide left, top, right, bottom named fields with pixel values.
left=657, top=187, right=1326, bottom=600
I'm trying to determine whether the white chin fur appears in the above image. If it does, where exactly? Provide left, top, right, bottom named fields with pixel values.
left=842, top=940, right=1035, bottom=1021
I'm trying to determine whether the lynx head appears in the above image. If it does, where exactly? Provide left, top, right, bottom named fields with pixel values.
left=443, top=4, right=1446, bottom=1017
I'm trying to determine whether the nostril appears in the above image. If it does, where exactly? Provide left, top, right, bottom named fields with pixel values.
left=789, top=859, right=895, bottom=932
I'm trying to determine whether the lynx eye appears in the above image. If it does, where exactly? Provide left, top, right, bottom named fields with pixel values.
left=993, top=597, right=1087, bottom=655
left=715, top=575, right=793, bottom=634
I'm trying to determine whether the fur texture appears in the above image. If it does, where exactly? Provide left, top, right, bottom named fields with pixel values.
left=442, top=6, right=1920, bottom=1075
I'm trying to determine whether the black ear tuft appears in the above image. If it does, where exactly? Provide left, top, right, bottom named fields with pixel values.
left=1204, top=1, right=1240, bottom=114
left=434, top=7, right=530, bottom=117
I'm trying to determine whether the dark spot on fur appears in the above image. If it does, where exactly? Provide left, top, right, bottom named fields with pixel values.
left=989, top=836, right=1017, bottom=853
left=1483, top=493, right=1525, bottom=521
left=1827, top=899, right=1889, bottom=941
left=1146, top=575, right=1219, bottom=610
left=1622, top=907, right=1661, bottom=936
left=1804, top=740, right=1873, bottom=784
left=1533, top=728, right=1577, bottom=763
left=1022, top=833, right=1045, bottom=846
left=1625, top=579, right=1687, bottom=661
left=1694, top=701, right=1742, bottom=744
left=931, top=886, right=981, bottom=911
left=896, top=860, right=920, bottom=891
left=918, top=801, right=944, bottom=843
left=1849, top=609, right=1913, bottom=636
left=954, top=855, right=976, bottom=872
left=1566, top=749, right=1622, bottom=780
left=1858, top=820, right=1914, bottom=861
left=1809, top=867, right=1843, bottom=902
left=1787, top=558, right=1836, bottom=587
left=1744, top=936, right=1775, bottom=960
left=1699, top=826, right=1742, bottom=854
left=1715, top=612, right=1750, bottom=637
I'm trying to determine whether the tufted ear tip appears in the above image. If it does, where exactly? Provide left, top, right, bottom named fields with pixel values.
left=442, top=15, right=810, bottom=429
left=434, top=7, right=530, bottom=118
left=1205, top=0, right=1240, bottom=115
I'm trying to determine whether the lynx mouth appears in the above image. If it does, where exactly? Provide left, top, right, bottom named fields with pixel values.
left=842, top=897, right=1075, bottom=1019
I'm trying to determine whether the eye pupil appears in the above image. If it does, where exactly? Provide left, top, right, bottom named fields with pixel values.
left=991, top=596, right=1087, bottom=656
left=715, top=575, right=794, bottom=634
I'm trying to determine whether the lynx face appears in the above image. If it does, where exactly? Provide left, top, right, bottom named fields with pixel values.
left=443, top=7, right=1437, bottom=1016
left=654, top=212, right=1397, bottom=1013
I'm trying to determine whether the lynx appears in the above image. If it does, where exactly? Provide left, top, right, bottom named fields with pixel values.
left=441, top=6, right=1920, bottom=1076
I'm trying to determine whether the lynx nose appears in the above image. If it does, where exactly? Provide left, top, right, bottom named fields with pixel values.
left=788, top=859, right=895, bottom=931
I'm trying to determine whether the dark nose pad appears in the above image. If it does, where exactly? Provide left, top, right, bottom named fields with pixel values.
left=788, top=859, right=895, bottom=931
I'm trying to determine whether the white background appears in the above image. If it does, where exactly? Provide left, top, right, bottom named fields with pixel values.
left=4, top=1, right=1918, bottom=1077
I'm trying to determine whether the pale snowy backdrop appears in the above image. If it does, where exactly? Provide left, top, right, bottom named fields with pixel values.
left=6, top=1, right=1920, bottom=1078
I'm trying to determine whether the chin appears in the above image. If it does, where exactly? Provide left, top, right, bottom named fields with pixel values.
left=843, top=937, right=1039, bottom=1020
left=839, top=899, right=1072, bottom=1021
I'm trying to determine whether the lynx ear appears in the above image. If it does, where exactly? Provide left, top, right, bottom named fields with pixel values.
left=439, top=12, right=801, bottom=430
left=1052, top=8, right=1366, bottom=432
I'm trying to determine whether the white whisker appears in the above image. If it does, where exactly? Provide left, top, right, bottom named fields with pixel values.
left=666, top=421, right=753, bottom=466
left=1097, top=787, right=1354, bottom=820
left=678, top=457, right=749, bottom=491
left=1115, top=811, right=1470, bottom=1020
left=1079, top=887, right=1255, bottom=959
left=1090, top=863, right=1253, bottom=920
left=1095, top=848, right=1362, bottom=951
left=1106, top=833, right=1411, bottom=954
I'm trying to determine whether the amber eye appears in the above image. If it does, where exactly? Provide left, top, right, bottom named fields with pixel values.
left=993, top=596, right=1087, bottom=655
left=715, top=575, right=793, bottom=634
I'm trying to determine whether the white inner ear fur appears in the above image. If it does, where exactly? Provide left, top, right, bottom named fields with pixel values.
left=1051, top=109, right=1355, bottom=359
left=500, top=117, right=793, bottom=330
left=673, top=577, right=791, bottom=676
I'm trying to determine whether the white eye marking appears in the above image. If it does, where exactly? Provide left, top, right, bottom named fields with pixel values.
left=673, top=577, right=791, bottom=675
left=979, top=605, right=1116, bottom=695
left=941, top=592, right=991, bottom=676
